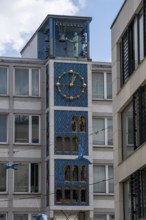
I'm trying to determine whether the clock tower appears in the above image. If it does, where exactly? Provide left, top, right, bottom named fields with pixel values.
left=45, top=15, right=93, bottom=220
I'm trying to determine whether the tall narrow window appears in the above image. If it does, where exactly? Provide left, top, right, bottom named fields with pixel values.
left=15, top=69, right=29, bottom=96
left=32, top=116, right=39, bottom=143
left=72, top=136, right=78, bottom=152
left=92, top=73, right=104, bottom=99
left=73, top=187, right=78, bottom=202
left=14, top=164, right=29, bottom=192
left=93, top=118, right=105, bottom=145
left=80, top=116, right=86, bottom=132
left=31, top=163, right=39, bottom=192
left=81, top=187, right=86, bottom=202
left=107, top=119, right=113, bottom=145
left=73, top=166, right=78, bottom=181
left=108, top=166, right=114, bottom=193
left=80, top=166, right=86, bottom=181
left=64, top=165, right=70, bottom=181
left=0, top=68, right=7, bottom=95
left=0, top=214, right=6, bottom=220
left=139, top=10, right=144, bottom=62
left=32, top=69, right=39, bottom=96
left=107, top=73, right=112, bottom=99
left=72, top=116, right=78, bottom=132
left=122, top=102, right=134, bottom=159
left=64, top=187, right=71, bottom=203
left=64, top=136, right=70, bottom=152
left=0, top=115, right=7, bottom=142
left=93, top=166, right=106, bottom=193
left=0, top=164, right=6, bottom=192
left=15, top=115, right=29, bottom=143
left=56, top=136, right=62, bottom=152
left=56, top=187, right=62, bottom=203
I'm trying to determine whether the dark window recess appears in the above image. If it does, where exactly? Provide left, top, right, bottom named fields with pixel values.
left=133, top=86, right=146, bottom=149
left=56, top=187, right=62, bottom=202
left=31, top=163, right=39, bottom=192
left=121, top=30, right=129, bottom=84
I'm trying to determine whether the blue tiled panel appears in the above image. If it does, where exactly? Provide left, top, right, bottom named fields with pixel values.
left=38, top=32, right=48, bottom=59
left=54, top=62, right=88, bottom=107
left=55, top=159, right=89, bottom=205
left=54, top=110, right=88, bottom=155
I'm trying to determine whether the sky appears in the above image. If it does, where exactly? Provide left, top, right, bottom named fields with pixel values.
left=0, top=0, right=124, bottom=61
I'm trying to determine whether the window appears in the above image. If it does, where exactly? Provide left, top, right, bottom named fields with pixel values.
left=15, top=68, right=40, bottom=96
left=0, top=67, right=7, bottom=95
left=80, top=116, right=86, bottom=132
left=14, top=163, right=39, bottom=193
left=122, top=102, right=134, bottom=159
left=93, top=118, right=113, bottom=146
left=120, top=8, right=145, bottom=85
left=72, top=116, right=78, bottom=132
left=73, top=166, right=78, bottom=181
left=124, top=169, right=146, bottom=219
left=14, top=214, right=28, bottom=220
left=0, top=214, right=6, bottom=220
left=93, top=165, right=114, bottom=193
left=64, top=136, right=70, bottom=152
left=0, top=115, right=7, bottom=143
left=56, top=187, right=62, bottom=203
left=92, top=72, right=112, bottom=99
left=56, top=136, right=62, bottom=152
left=64, top=165, right=71, bottom=181
left=0, top=164, right=6, bottom=192
left=15, top=115, right=39, bottom=144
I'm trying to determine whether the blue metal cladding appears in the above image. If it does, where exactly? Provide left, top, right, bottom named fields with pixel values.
left=38, top=32, right=48, bottom=59
left=55, top=159, right=89, bottom=205
left=54, top=110, right=88, bottom=155
left=54, top=62, right=88, bottom=107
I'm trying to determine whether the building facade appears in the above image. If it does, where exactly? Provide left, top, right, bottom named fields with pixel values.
left=0, top=15, right=114, bottom=220
left=112, top=0, right=146, bottom=219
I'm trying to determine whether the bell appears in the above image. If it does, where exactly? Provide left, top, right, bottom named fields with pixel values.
left=59, top=33, right=66, bottom=42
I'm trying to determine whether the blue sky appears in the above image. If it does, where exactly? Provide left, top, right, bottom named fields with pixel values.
left=0, top=0, right=124, bottom=61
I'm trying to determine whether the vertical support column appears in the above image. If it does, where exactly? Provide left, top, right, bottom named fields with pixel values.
left=49, top=17, right=54, bottom=57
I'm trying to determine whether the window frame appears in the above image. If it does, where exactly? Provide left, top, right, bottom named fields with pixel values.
left=13, top=163, right=40, bottom=194
left=92, top=71, right=112, bottom=100
left=92, top=117, right=113, bottom=147
left=0, top=66, right=8, bottom=96
left=93, top=214, right=115, bottom=220
left=93, top=165, right=114, bottom=194
left=0, top=163, right=8, bottom=194
left=14, top=114, right=40, bottom=144
left=14, top=67, right=40, bottom=97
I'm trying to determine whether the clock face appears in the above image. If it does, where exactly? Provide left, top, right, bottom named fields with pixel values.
left=56, top=69, right=87, bottom=100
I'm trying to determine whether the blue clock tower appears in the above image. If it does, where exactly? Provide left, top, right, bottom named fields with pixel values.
left=43, top=15, right=93, bottom=220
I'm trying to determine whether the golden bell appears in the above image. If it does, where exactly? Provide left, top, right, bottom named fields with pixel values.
left=70, top=96, right=74, bottom=100
left=56, top=82, right=60, bottom=87
left=69, top=82, right=74, bottom=87
left=68, top=69, right=73, bottom=73
left=82, top=83, right=87, bottom=88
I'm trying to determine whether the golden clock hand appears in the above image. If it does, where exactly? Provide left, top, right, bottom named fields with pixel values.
left=69, top=75, right=76, bottom=87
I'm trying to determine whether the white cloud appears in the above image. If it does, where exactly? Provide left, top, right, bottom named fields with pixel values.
left=0, top=0, right=86, bottom=56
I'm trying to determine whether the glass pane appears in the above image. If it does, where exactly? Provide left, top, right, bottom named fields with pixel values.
left=0, top=214, right=6, bottom=220
left=72, top=116, right=78, bottom=132
left=93, top=166, right=106, bottom=193
left=64, top=136, right=70, bottom=152
left=0, top=115, right=7, bottom=142
left=81, top=188, right=86, bottom=202
left=92, top=73, right=104, bottom=99
left=14, top=164, right=28, bottom=192
left=73, top=187, right=78, bottom=202
left=93, top=118, right=105, bottom=145
left=94, top=215, right=106, bottom=220
left=56, top=187, right=62, bottom=202
left=15, top=115, right=29, bottom=143
left=80, top=116, right=86, bottom=132
left=14, top=214, right=28, bottom=220
left=56, top=136, right=62, bottom=152
left=73, top=166, right=78, bottom=181
left=0, top=68, right=7, bottom=95
left=108, top=166, right=114, bottom=193
left=32, top=69, right=39, bottom=96
left=80, top=166, right=86, bottom=181
left=31, top=163, right=39, bottom=192
left=72, top=136, right=78, bottom=152
left=122, top=103, right=134, bottom=159
left=107, top=73, right=112, bottom=99
left=134, top=17, right=138, bottom=68
left=139, top=10, right=144, bottom=61
left=108, top=119, right=113, bottom=145
left=65, top=165, right=70, bottom=181
left=65, top=187, right=71, bottom=202
left=32, top=116, right=39, bottom=143
left=0, top=164, right=6, bottom=192
left=15, top=69, right=29, bottom=95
